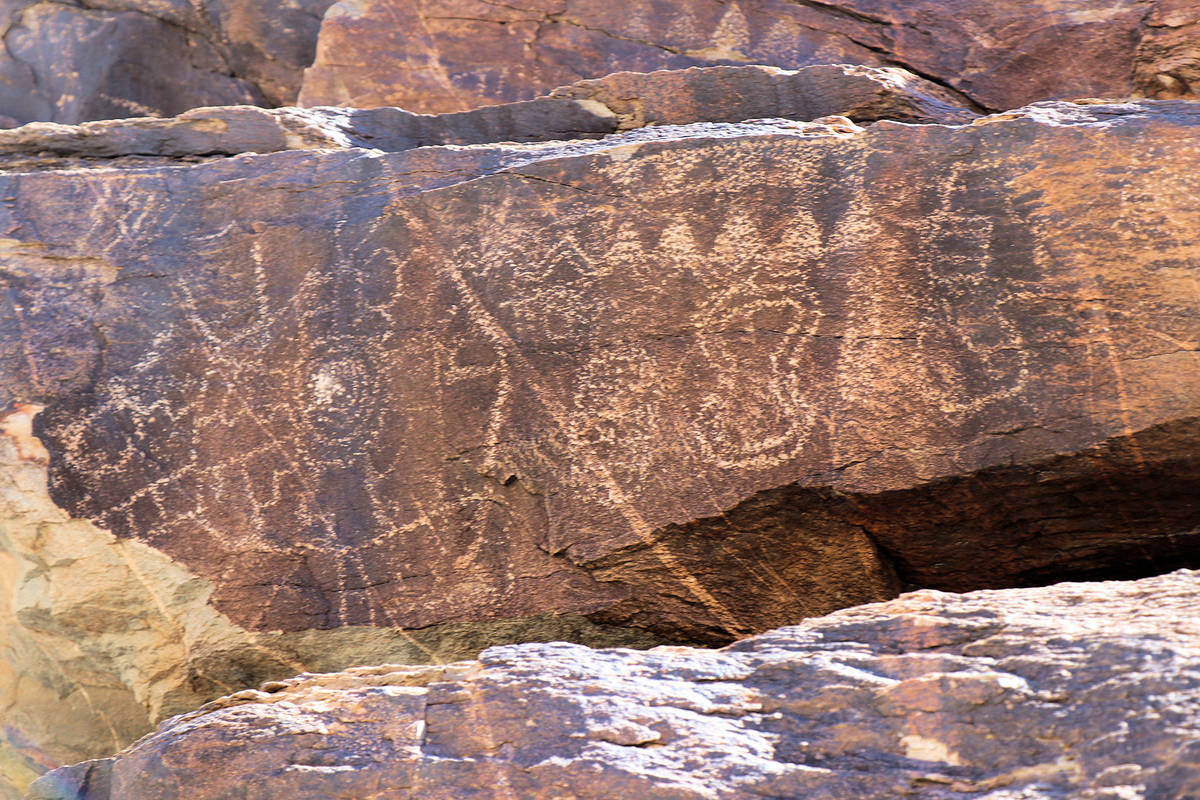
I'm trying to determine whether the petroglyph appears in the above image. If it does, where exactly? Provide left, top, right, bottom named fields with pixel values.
left=4, top=99, right=1200, bottom=792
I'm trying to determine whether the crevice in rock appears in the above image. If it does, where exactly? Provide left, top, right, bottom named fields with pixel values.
left=586, top=418, right=1200, bottom=646
left=0, top=63, right=976, bottom=173
left=853, top=416, right=1200, bottom=591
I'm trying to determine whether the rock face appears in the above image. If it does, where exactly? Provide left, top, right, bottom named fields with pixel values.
left=299, top=0, right=1200, bottom=114
left=0, top=0, right=335, bottom=125
left=0, top=65, right=974, bottom=171
left=5, top=95, right=1200, bottom=648
left=0, top=65, right=980, bottom=793
left=0, top=406, right=659, bottom=799
left=9, top=95, right=1200, bottom=646
left=29, top=569, right=1200, bottom=800
left=3, top=70, right=1200, bottom=796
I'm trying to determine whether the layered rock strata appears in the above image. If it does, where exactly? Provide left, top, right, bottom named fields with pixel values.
left=0, top=64, right=974, bottom=172
left=299, top=0, right=1200, bottom=113
left=3, top=83, right=1200, bottom=793
left=0, top=0, right=335, bottom=125
left=30, top=569, right=1200, bottom=799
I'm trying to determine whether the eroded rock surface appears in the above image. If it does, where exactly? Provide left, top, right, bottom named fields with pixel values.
left=299, top=0, right=1200, bottom=114
left=0, top=0, right=335, bottom=125
left=4, top=100, right=1199, bottom=645
left=0, top=65, right=974, bottom=172
left=4, top=98, right=1200, bottom=793
left=0, top=407, right=658, bottom=800
left=30, top=570, right=1200, bottom=799
left=0, top=66, right=979, bottom=794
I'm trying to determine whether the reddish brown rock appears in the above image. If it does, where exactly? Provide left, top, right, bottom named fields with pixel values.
left=3, top=99, right=1198, bottom=653
left=0, top=65, right=974, bottom=172
left=0, top=0, right=335, bottom=125
left=29, top=570, right=1200, bottom=800
left=0, top=69, right=979, bottom=796
left=299, top=0, right=1200, bottom=114
left=550, top=64, right=977, bottom=128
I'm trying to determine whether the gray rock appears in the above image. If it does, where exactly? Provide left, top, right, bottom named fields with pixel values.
left=0, top=0, right=334, bottom=125
left=0, top=65, right=975, bottom=172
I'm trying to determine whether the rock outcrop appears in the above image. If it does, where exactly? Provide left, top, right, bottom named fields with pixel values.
left=0, top=64, right=974, bottom=172
left=0, top=0, right=335, bottom=126
left=0, top=64, right=979, bottom=794
left=3, top=69, right=1200, bottom=797
left=7, top=95, right=1199, bottom=646
left=0, top=405, right=659, bottom=800
left=29, top=569, right=1200, bottom=799
left=299, top=0, right=1200, bottom=114
left=3, top=89, right=1200, bottom=792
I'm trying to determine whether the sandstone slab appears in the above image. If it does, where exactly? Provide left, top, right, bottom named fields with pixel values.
left=30, top=569, right=1200, bottom=799
left=299, top=0, right=1200, bottom=114
left=0, top=66, right=979, bottom=795
left=0, top=0, right=335, bottom=125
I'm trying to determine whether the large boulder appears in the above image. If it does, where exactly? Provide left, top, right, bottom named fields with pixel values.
left=29, top=569, right=1200, bottom=799
left=0, top=0, right=335, bottom=125
left=2, top=77, right=1198, bottom=792
left=299, top=0, right=1200, bottom=114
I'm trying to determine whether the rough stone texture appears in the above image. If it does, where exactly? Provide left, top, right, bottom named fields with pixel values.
left=4, top=98, right=1200, bottom=794
left=0, top=407, right=659, bottom=800
left=549, top=64, right=977, bottom=128
left=29, top=569, right=1200, bottom=799
left=0, top=0, right=335, bottom=126
left=298, top=0, right=1200, bottom=114
left=0, top=65, right=975, bottom=172
left=4, top=100, right=1200, bottom=646
left=0, top=66, right=976, bottom=795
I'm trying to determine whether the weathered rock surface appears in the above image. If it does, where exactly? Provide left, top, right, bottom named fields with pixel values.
left=299, top=0, right=1200, bottom=114
left=29, top=569, right=1200, bottom=799
left=0, top=66, right=977, bottom=795
left=3, top=96, right=1200, bottom=793
left=0, top=0, right=335, bottom=125
left=0, top=406, right=659, bottom=800
left=5, top=99, right=1200, bottom=642
left=9, top=98, right=1200, bottom=642
left=0, top=65, right=975, bottom=172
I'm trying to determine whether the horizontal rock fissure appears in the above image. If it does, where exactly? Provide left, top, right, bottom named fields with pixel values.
left=0, top=63, right=977, bottom=173
left=589, top=417, right=1200, bottom=646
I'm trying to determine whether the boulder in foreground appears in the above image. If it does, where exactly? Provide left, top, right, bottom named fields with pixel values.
left=30, top=570, right=1200, bottom=799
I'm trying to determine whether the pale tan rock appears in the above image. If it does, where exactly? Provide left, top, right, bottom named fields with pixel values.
left=30, top=570, right=1200, bottom=799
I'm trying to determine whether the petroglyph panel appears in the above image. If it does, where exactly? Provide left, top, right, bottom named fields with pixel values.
left=2, top=105, right=1198, bottom=652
